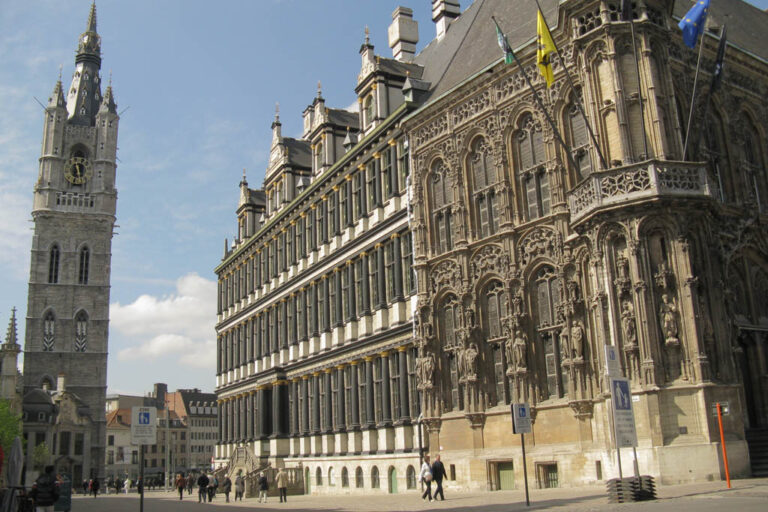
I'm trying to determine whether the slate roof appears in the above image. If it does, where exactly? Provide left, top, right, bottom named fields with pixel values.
left=413, top=0, right=768, bottom=105
left=327, top=108, right=360, bottom=130
left=282, top=137, right=311, bottom=168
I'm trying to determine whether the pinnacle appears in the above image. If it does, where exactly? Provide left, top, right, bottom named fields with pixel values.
left=4, top=307, right=19, bottom=347
left=87, top=1, right=97, bottom=33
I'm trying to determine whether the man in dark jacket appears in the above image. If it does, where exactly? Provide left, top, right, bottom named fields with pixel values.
left=30, top=465, right=59, bottom=511
left=431, top=454, right=448, bottom=501
left=197, top=473, right=209, bottom=503
left=257, top=472, right=269, bottom=503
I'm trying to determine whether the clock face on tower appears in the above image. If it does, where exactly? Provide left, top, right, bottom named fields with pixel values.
left=64, top=156, right=93, bottom=185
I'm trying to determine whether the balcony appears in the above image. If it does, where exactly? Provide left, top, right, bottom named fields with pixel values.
left=568, top=160, right=713, bottom=225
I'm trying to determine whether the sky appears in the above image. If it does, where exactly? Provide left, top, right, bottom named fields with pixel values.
left=2, top=0, right=768, bottom=397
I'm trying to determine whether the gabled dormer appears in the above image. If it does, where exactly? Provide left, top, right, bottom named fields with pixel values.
left=264, top=106, right=311, bottom=218
left=355, top=27, right=424, bottom=138
left=236, top=170, right=266, bottom=243
left=303, top=83, right=360, bottom=176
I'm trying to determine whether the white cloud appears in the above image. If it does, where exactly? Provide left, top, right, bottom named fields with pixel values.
left=112, top=273, right=216, bottom=368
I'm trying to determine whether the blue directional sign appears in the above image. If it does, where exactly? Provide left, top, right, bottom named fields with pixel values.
left=131, top=406, right=157, bottom=445
left=512, top=403, right=532, bottom=434
left=139, top=412, right=150, bottom=425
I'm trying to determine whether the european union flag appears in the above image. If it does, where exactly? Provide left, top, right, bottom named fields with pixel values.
left=678, top=0, right=711, bottom=48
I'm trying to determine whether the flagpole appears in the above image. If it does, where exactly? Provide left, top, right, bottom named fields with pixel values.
left=492, top=16, right=580, bottom=174
left=682, top=29, right=706, bottom=160
left=692, top=25, right=726, bottom=161
left=533, top=0, right=608, bottom=170
left=625, top=5, right=650, bottom=159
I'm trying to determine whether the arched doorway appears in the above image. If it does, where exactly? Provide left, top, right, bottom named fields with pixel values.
left=388, top=466, right=397, bottom=494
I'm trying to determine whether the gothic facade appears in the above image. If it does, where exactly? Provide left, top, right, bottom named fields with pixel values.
left=215, top=0, right=768, bottom=493
left=22, top=4, right=119, bottom=481
left=404, top=0, right=768, bottom=489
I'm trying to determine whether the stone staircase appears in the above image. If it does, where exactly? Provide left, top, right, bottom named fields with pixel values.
left=746, top=428, right=768, bottom=477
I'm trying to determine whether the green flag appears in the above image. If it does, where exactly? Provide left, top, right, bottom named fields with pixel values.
left=494, top=21, right=514, bottom=64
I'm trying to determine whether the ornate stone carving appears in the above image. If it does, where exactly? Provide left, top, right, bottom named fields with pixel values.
left=414, top=114, right=449, bottom=148
left=416, top=352, right=436, bottom=390
left=621, top=301, right=637, bottom=347
left=654, top=262, right=674, bottom=291
left=659, top=293, right=679, bottom=346
left=570, top=321, right=585, bottom=360
left=458, top=342, right=479, bottom=383
left=451, top=90, right=492, bottom=127
left=430, top=259, right=462, bottom=294
left=471, top=244, right=508, bottom=281
left=519, top=227, right=562, bottom=266
left=505, top=330, right=528, bottom=374
left=569, top=400, right=593, bottom=419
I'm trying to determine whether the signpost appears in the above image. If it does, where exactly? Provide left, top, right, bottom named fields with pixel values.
left=512, top=403, right=532, bottom=507
left=131, top=407, right=157, bottom=512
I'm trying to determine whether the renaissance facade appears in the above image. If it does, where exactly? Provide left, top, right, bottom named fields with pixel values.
left=216, top=0, right=768, bottom=493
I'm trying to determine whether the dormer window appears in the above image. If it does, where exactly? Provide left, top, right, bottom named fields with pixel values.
left=315, top=141, right=324, bottom=172
left=363, top=95, right=375, bottom=128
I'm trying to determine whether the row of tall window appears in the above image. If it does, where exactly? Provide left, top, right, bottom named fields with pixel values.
left=428, top=106, right=591, bottom=254
left=218, top=233, right=413, bottom=354
left=41, top=310, right=88, bottom=352
left=219, top=347, right=421, bottom=442
left=221, top=141, right=409, bottom=314
left=47, top=245, right=90, bottom=285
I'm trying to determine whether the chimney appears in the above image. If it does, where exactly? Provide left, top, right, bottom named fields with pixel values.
left=154, top=382, right=167, bottom=407
left=432, top=0, right=460, bottom=40
left=57, top=373, right=66, bottom=391
left=388, top=7, right=419, bottom=62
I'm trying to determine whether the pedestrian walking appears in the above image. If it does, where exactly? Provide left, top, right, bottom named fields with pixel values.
left=91, top=478, right=100, bottom=497
left=136, top=477, right=143, bottom=496
left=419, top=454, right=433, bottom=502
left=257, top=472, right=268, bottom=503
left=186, top=473, right=194, bottom=495
left=30, top=465, right=60, bottom=512
left=221, top=475, right=232, bottom=502
left=197, top=472, right=209, bottom=503
left=81, top=479, right=88, bottom=496
left=175, top=473, right=186, bottom=500
left=113, top=478, right=121, bottom=495
left=123, top=478, right=130, bottom=494
left=276, top=468, right=288, bottom=502
left=234, top=473, right=245, bottom=501
left=207, top=473, right=218, bottom=501
left=431, top=453, right=448, bottom=501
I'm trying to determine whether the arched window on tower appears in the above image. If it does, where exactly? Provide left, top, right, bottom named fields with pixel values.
left=532, top=266, right=567, bottom=399
left=438, top=295, right=461, bottom=410
left=430, top=160, right=453, bottom=254
left=514, top=115, right=550, bottom=220
left=43, top=311, right=55, bottom=352
left=482, top=281, right=509, bottom=404
left=364, top=95, right=375, bottom=128
left=315, top=141, right=324, bottom=173
left=48, top=245, right=60, bottom=284
left=469, top=137, right=499, bottom=238
left=78, top=246, right=90, bottom=285
left=74, top=311, right=88, bottom=352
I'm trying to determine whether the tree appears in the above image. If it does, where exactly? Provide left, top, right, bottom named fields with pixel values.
left=32, top=442, right=51, bottom=471
left=0, top=399, right=22, bottom=454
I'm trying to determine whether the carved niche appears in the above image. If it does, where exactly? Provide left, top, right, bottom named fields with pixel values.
left=430, top=259, right=462, bottom=294
left=470, top=244, right=509, bottom=281
left=518, top=227, right=563, bottom=267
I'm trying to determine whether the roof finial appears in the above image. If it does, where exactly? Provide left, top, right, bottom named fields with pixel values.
left=4, top=307, right=19, bottom=346
left=109, top=69, right=113, bottom=87
left=58, top=64, right=63, bottom=82
left=87, top=1, right=97, bottom=32
left=365, top=26, right=370, bottom=45
left=243, top=168, right=247, bottom=181
left=317, top=81, right=322, bottom=98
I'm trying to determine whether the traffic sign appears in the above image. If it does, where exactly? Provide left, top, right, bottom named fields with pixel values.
left=512, top=403, right=532, bottom=434
left=604, top=345, right=621, bottom=377
left=131, top=406, right=157, bottom=445
left=610, top=378, right=637, bottom=447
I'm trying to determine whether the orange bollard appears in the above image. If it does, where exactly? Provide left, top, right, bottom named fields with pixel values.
left=716, top=403, right=731, bottom=489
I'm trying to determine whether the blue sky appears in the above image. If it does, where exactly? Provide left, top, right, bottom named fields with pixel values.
left=2, top=0, right=767, bottom=396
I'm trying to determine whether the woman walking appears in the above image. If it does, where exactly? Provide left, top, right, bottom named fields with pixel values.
left=419, top=454, right=433, bottom=502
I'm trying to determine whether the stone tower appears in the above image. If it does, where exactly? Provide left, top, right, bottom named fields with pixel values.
left=23, top=2, right=118, bottom=480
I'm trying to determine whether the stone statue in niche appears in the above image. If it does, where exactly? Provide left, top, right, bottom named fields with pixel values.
left=659, top=293, right=679, bottom=345
left=509, top=330, right=528, bottom=370
left=463, top=342, right=479, bottom=380
left=559, top=325, right=570, bottom=360
left=416, top=352, right=435, bottom=390
left=570, top=321, right=586, bottom=360
left=621, top=301, right=637, bottom=346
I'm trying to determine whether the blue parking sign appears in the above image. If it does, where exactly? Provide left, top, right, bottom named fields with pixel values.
left=139, top=412, right=150, bottom=424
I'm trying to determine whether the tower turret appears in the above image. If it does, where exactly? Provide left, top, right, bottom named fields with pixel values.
left=67, top=2, right=103, bottom=125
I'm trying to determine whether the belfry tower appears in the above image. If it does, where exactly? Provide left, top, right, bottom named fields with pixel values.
left=23, top=3, right=118, bottom=480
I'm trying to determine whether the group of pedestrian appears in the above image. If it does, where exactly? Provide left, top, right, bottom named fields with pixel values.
left=419, top=453, right=448, bottom=502
left=194, top=472, right=220, bottom=502
left=79, top=478, right=100, bottom=497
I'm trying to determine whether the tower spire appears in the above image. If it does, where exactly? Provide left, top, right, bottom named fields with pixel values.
left=67, top=3, right=103, bottom=124
left=4, top=308, right=19, bottom=347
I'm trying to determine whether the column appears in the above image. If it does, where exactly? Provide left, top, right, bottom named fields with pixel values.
left=301, top=377, right=310, bottom=434
left=347, top=262, right=357, bottom=321
left=291, top=296, right=299, bottom=346
left=380, top=352, right=392, bottom=426
left=374, top=153, right=382, bottom=206
left=398, top=348, right=410, bottom=422
left=239, top=396, right=245, bottom=441
left=335, top=269, right=343, bottom=327
left=311, top=282, right=320, bottom=336
left=349, top=363, right=360, bottom=429
left=364, top=358, right=375, bottom=428
left=247, top=391, right=254, bottom=440
left=312, top=375, right=321, bottom=434
left=346, top=178, right=354, bottom=226
left=272, top=382, right=285, bottom=437
left=253, top=392, right=262, bottom=439
left=216, top=336, right=222, bottom=375
left=254, top=314, right=262, bottom=359
left=324, top=370, right=333, bottom=433
left=281, top=300, right=288, bottom=349
left=393, top=234, right=404, bottom=301
left=264, top=310, right=271, bottom=355
left=246, top=320, right=254, bottom=363
left=272, top=306, right=279, bottom=354
left=258, top=387, right=269, bottom=438
left=337, top=367, right=347, bottom=431
left=291, top=380, right=300, bottom=436
left=228, top=400, right=234, bottom=442
left=376, top=244, right=386, bottom=309
left=323, top=277, right=331, bottom=332
left=321, top=197, right=328, bottom=243
left=361, top=253, right=371, bottom=315
left=389, top=144, right=398, bottom=197
left=217, top=401, right=223, bottom=442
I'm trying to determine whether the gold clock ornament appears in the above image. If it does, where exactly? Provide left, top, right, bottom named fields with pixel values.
left=64, top=156, right=93, bottom=185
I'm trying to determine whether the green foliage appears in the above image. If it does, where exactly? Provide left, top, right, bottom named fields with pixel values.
left=0, top=399, right=22, bottom=453
left=32, top=442, right=51, bottom=470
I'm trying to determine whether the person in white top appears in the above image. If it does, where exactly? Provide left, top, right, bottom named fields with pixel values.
left=419, top=453, right=433, bottom=501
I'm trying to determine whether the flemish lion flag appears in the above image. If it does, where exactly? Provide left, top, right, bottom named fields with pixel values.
left=495, top=22, right=514, bottom=64
left=536, top=9, right=556, bottom=87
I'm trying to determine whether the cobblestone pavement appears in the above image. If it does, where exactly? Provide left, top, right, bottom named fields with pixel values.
left=68, top=478, right=768, bottom=511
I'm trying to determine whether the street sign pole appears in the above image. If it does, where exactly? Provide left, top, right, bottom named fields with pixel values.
left=512, top=403, right=532, bottom=507
left=131, top=406, right=157, bottom=512
left=139, top=444, right=144, bottom=512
